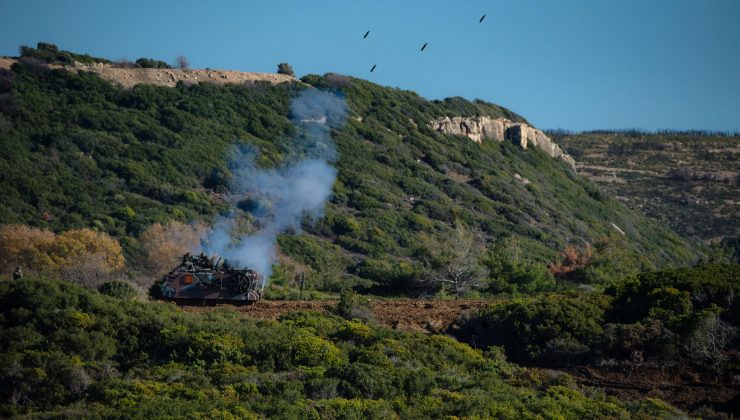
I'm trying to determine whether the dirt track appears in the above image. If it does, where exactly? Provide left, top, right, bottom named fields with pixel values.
left=180, top=298, right=492, bottom=333
left=563, top=366, right=740, bottom=415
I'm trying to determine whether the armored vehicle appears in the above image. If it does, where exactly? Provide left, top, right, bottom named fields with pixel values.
left=160, top=253, right=264, bottom=305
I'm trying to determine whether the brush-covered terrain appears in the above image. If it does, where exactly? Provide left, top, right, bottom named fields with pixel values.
left=0, top=277, right=696, bottom=418
left=1, top=45, right=738, bottom=417
left=0, top=45, right=703, bottom=296
left=554, top=131, right=739, bottom=245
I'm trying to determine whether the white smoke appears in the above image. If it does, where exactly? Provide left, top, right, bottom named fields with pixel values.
left=201, top=89, right=347, bottom=279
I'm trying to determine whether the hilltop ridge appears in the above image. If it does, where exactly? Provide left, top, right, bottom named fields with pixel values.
left=0, top=56, right=295, bottom=88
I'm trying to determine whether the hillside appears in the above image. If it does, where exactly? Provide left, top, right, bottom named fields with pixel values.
left=0, top=46, right=703, bottom=294
left=555, top=131, right=739, bottom=242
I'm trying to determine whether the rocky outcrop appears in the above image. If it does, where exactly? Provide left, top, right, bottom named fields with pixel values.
left=430, top=116, right=576, bottom=171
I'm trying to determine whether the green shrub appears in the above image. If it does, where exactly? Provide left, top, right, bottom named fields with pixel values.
left=135, top=58, right=172, bottom=69
left=276, top=63, right=294, bottom=76
left=335, top=289, right=373, bottom=322
left=466, top=293, right=610, bottom=364
left=98, top=280, right=137, bottom=299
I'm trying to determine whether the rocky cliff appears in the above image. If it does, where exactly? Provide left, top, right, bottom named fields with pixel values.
left=430, top=116, right=576, bottom=171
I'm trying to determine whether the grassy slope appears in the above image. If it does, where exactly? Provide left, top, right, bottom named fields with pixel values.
left=0, top=59, right=700, bottom=293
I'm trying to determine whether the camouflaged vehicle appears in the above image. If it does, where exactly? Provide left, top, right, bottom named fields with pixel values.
left=160, top=253, right=264, bottom=305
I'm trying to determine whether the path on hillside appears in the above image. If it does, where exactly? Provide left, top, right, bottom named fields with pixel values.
left=180, top=298, right=492, bottom=333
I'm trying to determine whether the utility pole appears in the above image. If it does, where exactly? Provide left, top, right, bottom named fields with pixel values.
left=299, top=272, right=305, bottom=300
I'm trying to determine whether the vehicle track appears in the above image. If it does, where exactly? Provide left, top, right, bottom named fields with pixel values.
left=180, top=298, right=492, bottom=333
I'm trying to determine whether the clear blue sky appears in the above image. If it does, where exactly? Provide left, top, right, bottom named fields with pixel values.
left=2, top=0, right=739, bottom=131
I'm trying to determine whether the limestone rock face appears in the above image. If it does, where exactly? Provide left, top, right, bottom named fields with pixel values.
left=430, top=116, right=576, bottom=171
left=432, top=116, right=511, bottom=143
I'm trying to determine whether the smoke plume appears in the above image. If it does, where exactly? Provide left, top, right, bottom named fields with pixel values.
left=201, top=89, right=347, bottom=280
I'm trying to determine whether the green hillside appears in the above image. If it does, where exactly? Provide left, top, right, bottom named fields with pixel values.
left=0, top=50, right=701, bottom=293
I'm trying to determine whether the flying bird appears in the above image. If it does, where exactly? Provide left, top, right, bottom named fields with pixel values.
left=420, top=42, right=428, bottom=51
left=363, top=30, right=370, bottom=39
left=479, top=14, right=486, bottom=23
left=370, top=64, right=377, bottom=72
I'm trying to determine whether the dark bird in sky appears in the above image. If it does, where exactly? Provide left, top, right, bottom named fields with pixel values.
left=479, top=14, right=486, bottom=23
left=370, top=64, right=377, bottom=72
left=420, top=42, right=428, bottom=51
left=363, top=31, right=370, bottom=39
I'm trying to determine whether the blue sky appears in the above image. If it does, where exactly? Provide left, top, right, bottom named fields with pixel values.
left=1, top=0, right=738, bottom=131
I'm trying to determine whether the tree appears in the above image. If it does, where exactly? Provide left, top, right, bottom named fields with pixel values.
left=277, top=62, right=294, bottom=76
left=138, top=221, right=206, bottom=277
left=0, top=224, right=56, bottom=274
left=684, top=313, right=737, bottom=370
left=0, top=224, right=124, bottom=287
left=175, top=55, right=190, bottom=70
left=417, top=223, right=488, bottom=296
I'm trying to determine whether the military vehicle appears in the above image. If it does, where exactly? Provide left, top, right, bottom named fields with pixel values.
left=160, top=253, right=264, bottom=305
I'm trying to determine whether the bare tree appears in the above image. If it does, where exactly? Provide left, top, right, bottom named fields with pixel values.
left=418, top=223, right=488, bottom=297
left=60, top=252, right=113, bottom=289
left=684, top=314, right=737, bottom=370
left=175, top=55, right=190, bottom=70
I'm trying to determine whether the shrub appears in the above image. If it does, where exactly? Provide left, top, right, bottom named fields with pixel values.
left=98, top=280, right=138, bottom=299
left=277, top=63, right=294, bottom=76
left=291, top=330, right=342, bottom=368
left=135, top=58, right=172, bottom=69
left=335, top=289, right=373, bottom=322
left=466, top=293, right=610, bottom=364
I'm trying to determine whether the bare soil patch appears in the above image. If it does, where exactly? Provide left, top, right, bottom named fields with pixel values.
left=180, top=298, right=491, bottom=333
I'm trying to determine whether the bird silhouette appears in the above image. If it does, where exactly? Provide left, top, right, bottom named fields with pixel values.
left=363, top=30, right=370, bottom=39
left=370, top=64, right=377, bottom=72
left=479, top=14, right=486, bottom=23
left=420, top=42, right=428, bottom=51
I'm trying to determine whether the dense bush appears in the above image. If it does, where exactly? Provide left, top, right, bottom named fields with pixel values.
left=19, top=42, right=110, bottom=65
left=98, top=280, right=137, bottom=299
left=462, top=264, right=740, bottom=371
left=0, top=278, right=682, bottom=418
left=277, top=62, right=294, bottom=76
left=135, top=57, right=172, bottom=69
left=467, top=293, right=611, bottom=364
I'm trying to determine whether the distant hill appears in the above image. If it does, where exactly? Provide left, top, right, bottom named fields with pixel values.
left=555, top=131, right=739, bottom=243
left=0, top=45, right=702, bottom=293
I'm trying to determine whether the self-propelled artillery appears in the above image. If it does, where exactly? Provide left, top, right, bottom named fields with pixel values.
left=160, top=253, right=264, bottom=305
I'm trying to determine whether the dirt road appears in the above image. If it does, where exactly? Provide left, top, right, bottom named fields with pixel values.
left=180, top=298, right=492, bottom=333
